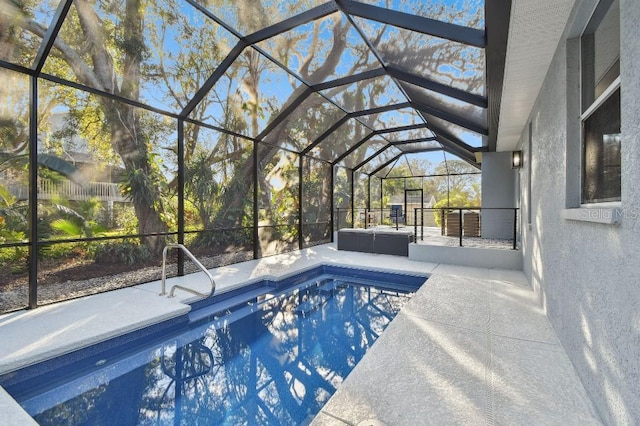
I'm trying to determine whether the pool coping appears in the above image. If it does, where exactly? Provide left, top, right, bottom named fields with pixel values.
left=0, top=244, right=601, bottom=425
left=0, top=245, right=437, bottom=423
left=0, top=246, right=433, bottom=375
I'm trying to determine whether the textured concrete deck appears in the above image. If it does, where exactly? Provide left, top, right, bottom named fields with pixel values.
left=357, top=225, right=516, bottom=249
left=0, top=244, right=600, bottom=425
left=312, top=264, right=601, bottom=425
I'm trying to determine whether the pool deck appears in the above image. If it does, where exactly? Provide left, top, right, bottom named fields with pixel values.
left=0, top=244, right=601, bottom=425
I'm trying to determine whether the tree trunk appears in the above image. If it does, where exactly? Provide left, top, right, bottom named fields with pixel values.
left=104, top=100, right=168, bottom=253
left=74, top=0, right=169, bottom=254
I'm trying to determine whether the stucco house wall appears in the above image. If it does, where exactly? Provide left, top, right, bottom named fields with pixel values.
left=517, top=0, right=640, bottom=423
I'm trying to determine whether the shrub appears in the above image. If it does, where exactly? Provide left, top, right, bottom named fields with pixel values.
left=95, top=241, right=150, bottom=266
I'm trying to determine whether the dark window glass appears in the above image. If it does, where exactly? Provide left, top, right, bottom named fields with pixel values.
left=582, top=88, right=621, bottom=203
left=580, top=0, right=620, bottom=204
left=580, top=0, right=619, bottom=111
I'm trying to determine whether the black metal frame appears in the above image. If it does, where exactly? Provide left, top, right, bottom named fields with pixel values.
left=181, top=42, right=248, bottom=118
left=298, top=155, right=304, bottom=249
left=300, top=102, right=411, bottom=156
left=388, top=66, right=488, bottom=108
left=28, top=76, right=38, bottom=309
left=384, top=171, right=481, bottom=180
left=338, top=0, right=486, bottom=47
left=353, top=144, right=395, bottom=172
left=331, top=125, right=434, bottom=168
left=485, top=0, right=512, bottom=151
left=0, top=0, right=513, bottom=311
left=32, top=0, right=73, bottom=73
left=404, top=188, right=424, bottom=229
left=245, top=2, right=341, bottom=44
left=391, top=139, right=438, bottom=146
left=411, top=102, right=488, bottom=135
left=342, top=205, right=519, bottom=250
left=369, top=153, right=404, bottom=177
left=177, top=120, right=185, bottom=275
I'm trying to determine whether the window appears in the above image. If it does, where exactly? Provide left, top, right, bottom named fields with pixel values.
left=580, top=0, right=620, bottom=204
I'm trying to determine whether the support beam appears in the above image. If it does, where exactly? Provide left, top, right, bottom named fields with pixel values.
left=300, top=115, right=350, bottom=155
left=350, top=169, right=355, bottom=227
left=332, top=133, right=375, bottom=166
left=185, top=0, right=244, bottom=39
left=41, top=72, right=183, bottom=120
left=245, top=2, right=340, bottom=45
left=485, top=0, right=512, bottom=151
left=253, top=141, right=259, bottom=259
left=369, top=152, right=403, bottom=176
left=396, top=147, right=442, bottom=154
left=391, top=138, right=438, bottom=146
left=183, top=117, right=256, bottom=141
left=340, top=0, right=486, bottom=48
left=0, top=59, right=33, bottom=76
left=330, top=165, right=335, bottom=241
left=367, top=175, right=371, bottom=211
left=298, top=155, right=304, bottom=249
left=375, top=123, right=428, bottom=135
left=351, top=102, right=412, bottom=118
left=312, top=68, right=386, bottom=91
left=412, top=102, right=488, bottom=135
left=420, top=118, right=477, bottom=153
left=379, top=177, right=383, bottom=213
left=301, top=102, right=410, bottom=156
left=28, top=76, right=38, bottom=309
left=177, top=120, right=185, bottom=276
left=434, top=136, right=478, bottom=165
left=181, top=41, right=247, bottom=118
left=403, top=148, right=436, bottom=155
left=383, top=160, right=400, bottom=179
left=385, top=171, right=481, bottom=180
left=353, top=144, right=392, bottom=172
left=388, top=66, right=487, bottom=108
left=33, top=0, right=73, bottom=74
left=256, top=87, right=313, bottom=140
left=333, top=125, right=435, bottom=167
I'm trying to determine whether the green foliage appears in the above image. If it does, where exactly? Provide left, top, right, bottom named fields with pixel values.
left=432, top=189, right=481, bottom=226
left=114, top=204, right=139, bottom=234
left=0, top=153, right=91, bottom=246
left=259, top=149, right=299, bottom=233
left=0, top=246, right=28, bottom=274
left=185, top=149, right=219, bottom=229
left=2, top=0, right=486, bottom=270
left=0, top=183, right=28, bottom=244
left=50, top=218, right=82, bottom=236
left=40, top=241, right=89, bottom=261
left=49, top=198, right=107, bottom=238
left=190, top=227, right=252, bottom=252
left=94, top=241, right=150, bottom=266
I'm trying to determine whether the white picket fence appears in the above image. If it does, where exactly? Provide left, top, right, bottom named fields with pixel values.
left=3, top=179, right=128, bottom=202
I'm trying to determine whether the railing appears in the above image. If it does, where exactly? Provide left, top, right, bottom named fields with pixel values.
left=161, top=243, right=216, bottom=298
left=334, top=207, right=408, bottom=231
left=2, top=179, right=127, bottom=202
left=335, top=207, right=520, bottom=250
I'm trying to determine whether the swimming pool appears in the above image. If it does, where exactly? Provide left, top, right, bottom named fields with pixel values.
left=1, top=265, right=427, bottom=425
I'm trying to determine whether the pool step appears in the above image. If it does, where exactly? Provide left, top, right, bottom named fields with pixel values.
left=188, top=286, right=276, bottom=323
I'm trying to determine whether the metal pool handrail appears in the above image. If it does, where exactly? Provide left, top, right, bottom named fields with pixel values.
left=161, top=243, right=216, bottom=298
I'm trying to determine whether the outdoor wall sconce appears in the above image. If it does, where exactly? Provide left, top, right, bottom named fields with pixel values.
left=512, top=150, right=523, bottom=169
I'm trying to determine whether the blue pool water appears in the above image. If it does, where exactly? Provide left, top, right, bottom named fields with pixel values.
left=1, top=266, right=426, bottom=425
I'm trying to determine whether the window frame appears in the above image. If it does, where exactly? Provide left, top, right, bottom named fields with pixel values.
left=579, top=0, right=621, bottom=206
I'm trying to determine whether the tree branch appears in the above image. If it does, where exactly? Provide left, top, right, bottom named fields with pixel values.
left=24, top=20, right=104, bottom=90
left=73, top=0, right=116, bottom=93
